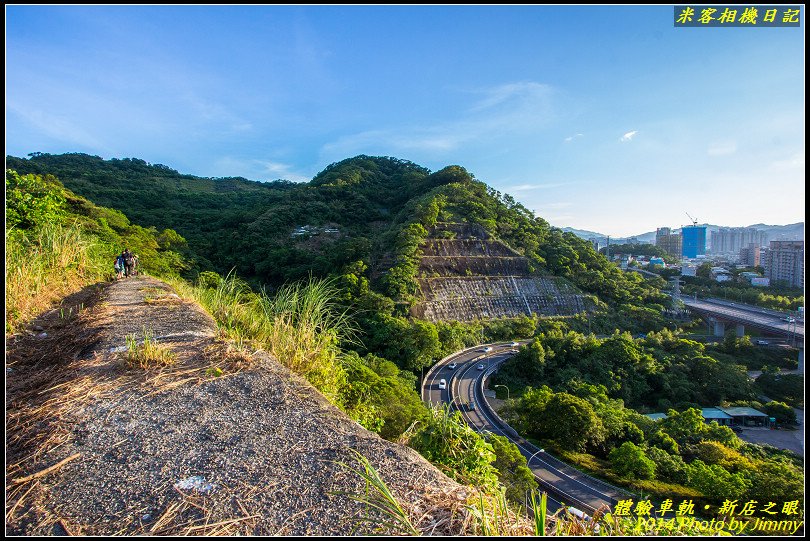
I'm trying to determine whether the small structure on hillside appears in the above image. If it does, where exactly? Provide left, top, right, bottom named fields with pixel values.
left=701, top=407, right=733, bottom=426
left=720, top=406, right=771, bottom=427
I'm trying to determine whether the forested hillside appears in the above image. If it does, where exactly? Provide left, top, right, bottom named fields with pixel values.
left=7, top=153, right=673, bottom=372
left=7, top=153, right=666, bottom=305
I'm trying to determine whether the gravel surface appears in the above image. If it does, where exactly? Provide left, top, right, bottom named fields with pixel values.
left=6, top=276, right=469, bottom=536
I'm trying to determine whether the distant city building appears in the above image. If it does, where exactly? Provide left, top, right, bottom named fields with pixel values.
left=649, top=257, right=665, bottom=268
left=711, top=267, right=731, bottom=282
left=762, top=240, right=804, bottom=288
left=711, top=227, right=766, bottom=254
left=588, top=237, right=600, bottom=251
left=682, top=226, right=706, bottom=259
left=681, top=265, right=697, bottom=277
left=739, top=244, right=761, bottom=268
left=656, top=227, right=682, bottom=259
left=751, top=277, right=771, bottom=287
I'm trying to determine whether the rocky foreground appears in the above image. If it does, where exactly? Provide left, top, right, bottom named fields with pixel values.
left=6, top=276, right=469, bottom=535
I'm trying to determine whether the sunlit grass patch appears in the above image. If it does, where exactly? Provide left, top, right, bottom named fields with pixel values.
left=124, top=328, right=177, bottom=369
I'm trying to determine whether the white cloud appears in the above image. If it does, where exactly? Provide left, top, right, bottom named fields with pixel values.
left=619, top=130, right=638, bottom=142
left=469, top=82, right=552, bottom=112
left=564, top=133, right=583, bottom=142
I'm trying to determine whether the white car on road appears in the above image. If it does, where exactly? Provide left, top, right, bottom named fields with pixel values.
left=482, top=346, right=493, bottom=353
left=448, top=362, right=457, bottom=370
left=438, top=379, right=447, bottom=390
left=477, top=364, right=485, bottom=371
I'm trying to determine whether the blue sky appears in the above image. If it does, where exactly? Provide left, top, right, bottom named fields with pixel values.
left=6, top=5, right=805, bottom=236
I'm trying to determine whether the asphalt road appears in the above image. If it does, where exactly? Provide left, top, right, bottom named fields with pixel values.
left=422, top=342, right=631, bottom=516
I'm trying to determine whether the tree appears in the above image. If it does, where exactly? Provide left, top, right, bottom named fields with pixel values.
left=762, top=401, right=797, bottom=425
left=407, top=405, right=499, bottom=492
left=691, top=441, right=752, bottom=472
left=696, top=262, right=712, bottom=279
left=5, top=171, right=66, bottom=229
left=746, top=460, right=805, bottom=515
left=487, top=434, right=538, bottom=505
left=608, top=442, right=655, bottom=479
left=647, top=446, right=687, bottom=484
left=535, top=392, right=604, bottom=452
left=660, top=408, right=706, bottom=445
left=685, top=460, right=751, bottom=502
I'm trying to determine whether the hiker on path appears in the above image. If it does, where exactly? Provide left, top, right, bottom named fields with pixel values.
left=132, top=254, right=140, bottom=276
left=123, top=249, right=135, bottom=278
left=114, top=253, right=125, bottom=280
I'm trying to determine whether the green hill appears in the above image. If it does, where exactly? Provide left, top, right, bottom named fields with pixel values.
left=7, top=152, right=665, bottom=303
left=7, top=153, right=671, bottom=371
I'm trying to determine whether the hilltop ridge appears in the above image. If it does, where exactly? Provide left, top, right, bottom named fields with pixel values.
left=5, top=276, right=469, bottom=535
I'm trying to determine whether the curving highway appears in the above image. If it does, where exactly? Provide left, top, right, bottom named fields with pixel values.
left=422, top=342, right=632, bottom=515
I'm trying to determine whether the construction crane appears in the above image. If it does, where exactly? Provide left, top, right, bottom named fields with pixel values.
left=685, top=212, right=698, bottom=227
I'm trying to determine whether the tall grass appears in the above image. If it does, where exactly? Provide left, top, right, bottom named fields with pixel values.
left=173, top=272, right=357, bottom=401
left=5, top=223, right=109, bottom=334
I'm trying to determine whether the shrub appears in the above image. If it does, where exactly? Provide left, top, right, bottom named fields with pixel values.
left=608, top=442, right=655, bottom=479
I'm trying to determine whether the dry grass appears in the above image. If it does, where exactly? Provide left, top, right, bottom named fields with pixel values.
left=334, top=449, right=641, bottom=536
left=5, top=281, right=261, bottom=535
left=6, top=222, right=109, bottom=335
left=146, top=490, right=261, bottom=536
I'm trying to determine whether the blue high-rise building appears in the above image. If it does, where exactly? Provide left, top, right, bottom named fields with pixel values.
left=682, top=226, right=706, bottom=259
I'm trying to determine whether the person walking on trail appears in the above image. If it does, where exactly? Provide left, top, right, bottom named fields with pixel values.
left=114, top=253, right=125, bottom=280
left=132, top=254, right=140, bottom=276
left=123, top=249, right=135, bottom=278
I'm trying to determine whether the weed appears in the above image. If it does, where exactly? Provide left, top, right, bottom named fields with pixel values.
left=123, top=328, right=177, bottom=369
left=205, top=366, right=224, bottom=378
left=333, top=449, right=420, bottom=535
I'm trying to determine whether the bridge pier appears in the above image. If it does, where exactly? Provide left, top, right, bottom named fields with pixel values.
left=799, top=346, right=804, bottom=374
left=736, top=324, right=745, bottom=338
left=713, top=320, right=726, bottom=337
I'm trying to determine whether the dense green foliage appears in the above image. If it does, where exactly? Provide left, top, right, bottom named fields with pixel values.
left=6, top=170, right=191, bottom=333
left=705, top=334, right=799, bottom=370
left=405, top=405, right=500, bottom=492
left=6, top=169, right=192, bottom=278
left=681, top=275, right=804, bottom=312
left=10, top=153, right=677, bottom=381
left=504, top=383, right=803, bottom=515
left=7, top=152, right=670, bottom=313
left=492, top=328, right=757, bottom=411
left=486, top=434, right=539, bottom=505
left=755, top=372, right=804, bottom=408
